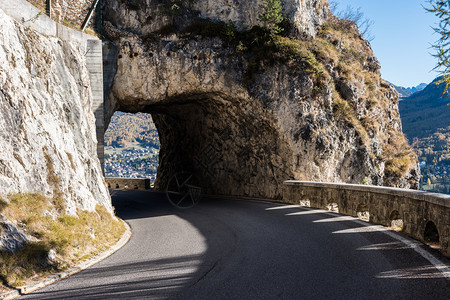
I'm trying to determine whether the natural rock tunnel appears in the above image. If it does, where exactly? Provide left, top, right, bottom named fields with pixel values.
left=107, top=87, right=293, bottom=199
left=102, top=0, right=420, bottom=199
left=150, top=94, right=291, bottom=198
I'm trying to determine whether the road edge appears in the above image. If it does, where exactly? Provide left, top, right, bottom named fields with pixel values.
left=207, top=195, right=450, bottom=280
left=0, top=218, right=132, bottom=299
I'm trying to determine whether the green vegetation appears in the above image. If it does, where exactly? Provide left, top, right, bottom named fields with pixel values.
left=258, top=0, right=284, bottom=39
left=148, top=2, right=417, bottom=179
left=399, top=79, right=450, bottom=139
left=0, top=193, right=124, bottom=288
left=399, top=79, right=450, bottom=194
left=414, top=127, right=450, bottom=194
left=160, top=0, right=198, bottom=18
left=149, top=1, right=416, bottom=182
left=415, top=127, right=450, bottom=165
left=174, top=17, right=332, bottom=91
left=0, top=242, right=56, bottom=289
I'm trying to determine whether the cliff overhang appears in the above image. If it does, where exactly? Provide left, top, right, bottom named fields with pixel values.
left=103, top=0, right=420, bottom=199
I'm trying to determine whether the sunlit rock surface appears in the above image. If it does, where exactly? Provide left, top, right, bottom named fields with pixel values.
left=103, top=0, right=419, bottom=199
left=0, top=8, right=110, bottom=218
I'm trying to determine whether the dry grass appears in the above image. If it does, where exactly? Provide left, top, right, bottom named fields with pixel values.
left=42, top=147, right=60, bottom=187
left=0, top=198, right=7, bottom=213
left=332, top=91, right=369, bottom=145
left=383, top=131, right=417, bottom=177
left=0, top=193, right=125, bottom=288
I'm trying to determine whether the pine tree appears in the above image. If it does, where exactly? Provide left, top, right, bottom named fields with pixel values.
left=258, top=0, right=284, bottom=39
left=426, top=1, right=450, bottom=95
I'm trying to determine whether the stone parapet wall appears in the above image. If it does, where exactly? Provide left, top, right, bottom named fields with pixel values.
left=106, top=178, right=151, bottom=190
left=283, top=181, right=450, bottom=256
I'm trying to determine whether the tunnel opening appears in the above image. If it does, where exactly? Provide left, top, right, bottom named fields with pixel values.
left=105, top=92, right=292, bottom=199
left=424, top=221, right=440, bottom=248
left=104, top=111, right=160, bottom=186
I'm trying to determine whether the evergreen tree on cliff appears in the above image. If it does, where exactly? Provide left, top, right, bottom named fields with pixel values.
left=258, top=0, right=284, bottom=39
left=427, top=0, right=450, bottom=98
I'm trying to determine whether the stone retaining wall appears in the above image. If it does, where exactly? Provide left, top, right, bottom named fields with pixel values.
left=106, top=178, right=151, bottom=190
left=283, top=181, right=450, bottom=256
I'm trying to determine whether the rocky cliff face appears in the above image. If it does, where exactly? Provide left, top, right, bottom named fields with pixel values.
left=0, top=7, right=110, bottom=250
left=104, top=0, right=419, bottom=198
left=104, top=0, right=328, bottom=36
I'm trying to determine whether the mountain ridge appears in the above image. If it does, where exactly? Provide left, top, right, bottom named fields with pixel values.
left=399, top=77, right=450, bottom=140
left=392, top=82, right=427, bottom=98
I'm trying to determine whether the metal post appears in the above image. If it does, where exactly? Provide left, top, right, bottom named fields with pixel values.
left=81, top=0, right=100, bottom=32
left=46, top=0, right=52, bottom=18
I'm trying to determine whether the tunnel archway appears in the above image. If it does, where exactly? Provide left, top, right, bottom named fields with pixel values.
left=107, top=92, right=293, bottom=199
left=102, top=17, right=421, bottom=200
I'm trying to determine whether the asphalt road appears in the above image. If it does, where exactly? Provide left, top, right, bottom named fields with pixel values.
left=22, top=190, right=449, bottom=299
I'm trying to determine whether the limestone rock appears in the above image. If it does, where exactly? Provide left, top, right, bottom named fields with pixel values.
left=0, top=215, right=30, bottom=253
left=0, top=7, right=110, bottom=225
left=104, top=0, right=419, bottom=199
left=104, top=0, right=328, bottom=37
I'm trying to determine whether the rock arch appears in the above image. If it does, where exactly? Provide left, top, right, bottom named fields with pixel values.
left=110, top=89, right=293, bottom=198
left=103, top=0, right=419, bottom=199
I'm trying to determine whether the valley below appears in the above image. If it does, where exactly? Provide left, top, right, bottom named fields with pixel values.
left=398, top=78, right=450, bottom=195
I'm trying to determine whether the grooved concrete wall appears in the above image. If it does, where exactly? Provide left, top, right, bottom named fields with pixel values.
left=86, top=39, right=105, bottom=172
left=283, top=181, right=450, bottom=256
left=102, top=41, right=118, bottom=109
left=0, top=0, right=105, bottom=171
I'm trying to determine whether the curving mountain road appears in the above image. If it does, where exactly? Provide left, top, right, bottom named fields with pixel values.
left=22, top=190, right=449, bottom=299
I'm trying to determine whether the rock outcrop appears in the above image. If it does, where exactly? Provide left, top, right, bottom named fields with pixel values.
left=103, top=0, right=329, bottom=37
left=0, top=6, right=110, bottom=250
left=104, top=0, right=419, bottom=199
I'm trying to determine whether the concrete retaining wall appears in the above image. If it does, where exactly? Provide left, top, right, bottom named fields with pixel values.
left=106, top=178, right=151, bottom=190
left=283, top=181, right=450, bottom=256
left=0, top=0, right=98, bottom=50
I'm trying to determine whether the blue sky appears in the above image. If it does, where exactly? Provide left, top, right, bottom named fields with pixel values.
left=331, top=0, right=440, bottom=87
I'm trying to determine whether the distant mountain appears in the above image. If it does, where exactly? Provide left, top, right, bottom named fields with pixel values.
left=399, top=77, right=450, bottom=140
left=398, top=77, right=450, bottom=194
left=392, top=82, right=427, bottom=98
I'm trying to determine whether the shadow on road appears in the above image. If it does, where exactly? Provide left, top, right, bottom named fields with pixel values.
left=23, top=190, right=450, bottom=299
